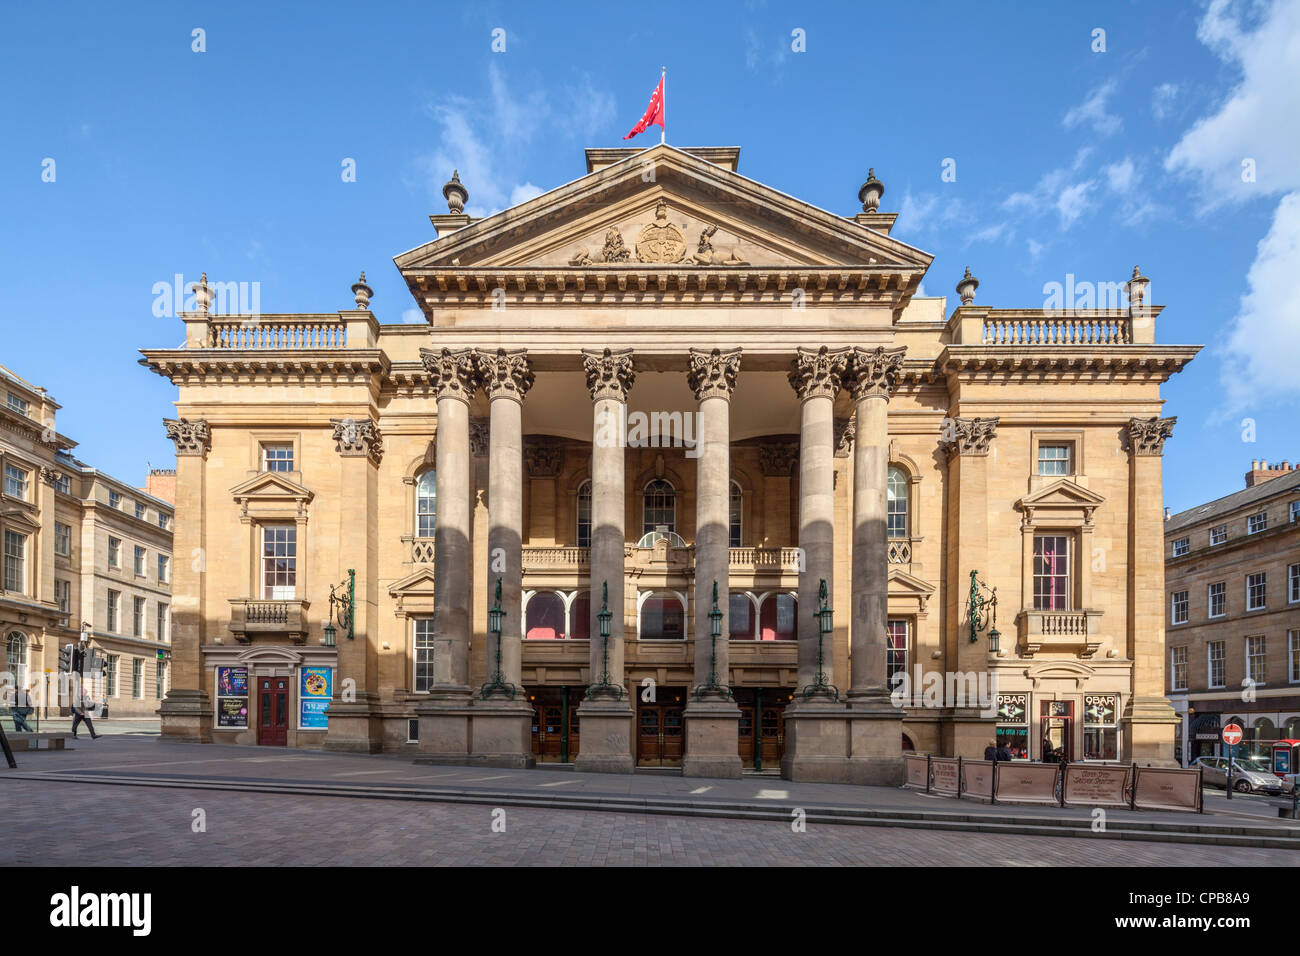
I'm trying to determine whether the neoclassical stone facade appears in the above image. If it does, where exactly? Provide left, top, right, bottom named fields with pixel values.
left=141, top=144, right=1199, bottom=778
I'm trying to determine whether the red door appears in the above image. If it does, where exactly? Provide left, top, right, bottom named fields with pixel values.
left=258, top=677, right=289, bottom=746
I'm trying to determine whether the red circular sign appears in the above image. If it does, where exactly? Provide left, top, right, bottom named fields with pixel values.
left=1222, top=723, right=1243, bottom=745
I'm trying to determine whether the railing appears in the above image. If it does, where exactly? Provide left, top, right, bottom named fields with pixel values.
left=522, top=547, right=591, bottom=569
left=245, top=601, right=290, bottom=624
left=411, top=538, right=435, bottom=564
left=210, top=319, right=347, bottom=350
left=887, top=540, right=912, bottom=564
left=982, top=315, right=1130, bottom=345
left=729, top=547, right=802, bottom=570
left=227, top=598, right=310, bottom=643
left=1037, top=611, right=1090, bottom=636
left=1020, top=608, right=1101, bottom=657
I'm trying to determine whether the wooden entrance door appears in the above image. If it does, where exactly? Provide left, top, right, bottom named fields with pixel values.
left=759, top=706, right=785, bottom=764
left=637, top=703, right=684, bottom=766
left=738, top=707, right=756, bottom=764
left=258, top=676, right=289, bottom=746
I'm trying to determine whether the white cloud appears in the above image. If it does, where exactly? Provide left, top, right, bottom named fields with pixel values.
left=1026, top=238, right=1045, bottom=262
left=897, top=190, right=965, bottom=237
left=1103, top=158, right=1137, bottom=193
left=509, top=183, right=544, bottom=206
left=1056, top=180, right=1096, bottom=229
left=1063, top=80, right=1122, bottom=136
left=1165, top=0, right=1300, bottom=206
left=1151, top=82, right=1180, bottom=120
left=401, top=308, right=424, bottom=324
left=1219, top=191, right=1300, bottom=410
left=967, top=221, right=1014, bottom=245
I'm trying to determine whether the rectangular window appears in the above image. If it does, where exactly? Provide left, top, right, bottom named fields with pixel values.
left=1170, top=646, right=1188, bottom=691
left=55, top=473, right=71, bottom=494
left=134, top=545, right=145, bottom=576
left=1083, top=694, right=1119, bottom=761
left=1036, top=443, right=1072, bottom=476
left=134, top=502, right=146, bottom=520
left=886, top=619, right=909, bottom=686
left=4, top=463, right=28, bottom=499
left=1248, top=512, right=1267, bottom=534
left=55, top=578, right=71, bottom=614
left=1209, top=582, right=1226, bottom=618
left=1208, top=641, right=1225, bottom=689
left=107, top=536, right=121, bottom=568
left=1170, top=590, right=1189, bottom=625
left=1290, top=564, right=1300, bottom=604
left=105, top=655, right=118, bottom=698
left=262, top=443, right=294, bottom=472
left=156, top=661, right=167, bottom=699
left=54, top=521, right=71, bottom=556
left=1292, top=502, right=1300, bottom=524
left=261, top=526, right=296, bottom=599
left=1290, top=631, right=1300, bottom=685
left=108, top=491, right=121, bottom=510
left=995, top=693, right=1029, bottom=760
left=157, top=603, right=169, bottom=642
left=3, top=530, right=25, bottom=593
left=107, top=590, right=120, bottom=632
left=133, top=596, right=145, bottom=637
left=1172, top=537, right=1189, bottom=557
left=131, top=659, right=143, bottom=698
left=1247, top=572, right=1267, bottom=611
left=158, top=512, right=169, bottom=530
left=157, top=554, right=170, bottom=584
left=1246, top=635, right=1266, bottom=684
left=1209, top=524, right=1227, bottom=546
left=1032, top=535, right=1071, bottom=610
left=413, top=618, right=435, bottom=693
left=6, top=392, right=30, bottom=416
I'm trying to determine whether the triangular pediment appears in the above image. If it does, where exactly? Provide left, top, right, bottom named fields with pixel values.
left=0, top=506, right=42, bottom=530
left=396, top=144, right=933, bottom=273
left=888, top=568, right=937, bottom=595
left=229, top=471, right=314, bottom=504
left=388, top=565, right=436, bottom=597
left=1016, top=479, right=1106, bottom=511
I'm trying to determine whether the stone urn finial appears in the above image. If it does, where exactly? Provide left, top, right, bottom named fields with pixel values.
left=956, top=266, right=979, bottom=305
left=191, top=271, right=213, bottom=313
left=443, top=169, right=468, bottom=214
left=1124, top=265, right=1150, bottom=311
left=351, top=271, right=373, bottom=310
left=858, top=167, right=884, bottom=213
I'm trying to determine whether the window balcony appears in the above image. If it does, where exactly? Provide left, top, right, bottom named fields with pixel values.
left=227, top=598, right=311, bottom=644
left=1017, top=608, right=1103, bottom=658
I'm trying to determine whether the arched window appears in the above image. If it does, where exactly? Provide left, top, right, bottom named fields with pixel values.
left=570, top=590, right=591, bottom=640
left=416, top=470, right=437, bottom=537
left=576, top=480, right=592, bottom=548
left=6, top=631, right=29, bottom=690
left=639, top=590, right=686, bottom=640
left=729, top=592, right=754, bottom=639
left=887, top=466, right=908, bottom=539
left=642, top=479, right=676, bottom=535
left=758, top=593, right=797, bottom=641
left=525, top=592, right=566, bottom=640
left=729, top=481, right=743, bottom=547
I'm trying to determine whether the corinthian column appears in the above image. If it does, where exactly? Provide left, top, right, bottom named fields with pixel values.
left=845, top=346, right=905, bottom=702
left=574, top=347, right=636, bottom=774
left=683, top=347, right=743, bottom=778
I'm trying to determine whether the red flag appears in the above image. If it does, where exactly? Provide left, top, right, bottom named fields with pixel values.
left=624, top=73, right=665, bottom=140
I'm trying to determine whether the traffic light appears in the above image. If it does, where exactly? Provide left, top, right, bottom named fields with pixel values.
left=58, top=644, right=73, bottom=672
left=71, top=646, right=85, bottom=675
left=89, top=651, right=107, bottom=677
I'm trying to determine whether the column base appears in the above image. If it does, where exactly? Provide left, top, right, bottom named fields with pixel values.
left=682, top=698, right=743, bottom=779
left=322, top=695, right=384, bottom=754
left=573, top=697, right=634, bottom=774
left=1122, top=695, right=1181, bottom=767
left=780, top=699, right=905, bottom=786
left=412, top=696, right=537, bottom=768
left=157, top=688, right=212, bottom=744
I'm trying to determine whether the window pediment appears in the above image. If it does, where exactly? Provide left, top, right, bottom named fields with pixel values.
left=0, top=506, right=42, bottom=531
left=230, top=472, right=314, bottom=520
left=1016, top=479, right=1105, bottom=526
left=888, top=568, right=937, bottom=617
left=389, top=566, right=436, bottom=618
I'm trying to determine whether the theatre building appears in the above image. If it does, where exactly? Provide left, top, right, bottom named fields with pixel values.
left=142, top=144, right=1198, bottom=781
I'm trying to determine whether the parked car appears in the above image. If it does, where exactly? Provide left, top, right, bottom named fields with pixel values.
left=1191, top=755, right=1286, bottom=794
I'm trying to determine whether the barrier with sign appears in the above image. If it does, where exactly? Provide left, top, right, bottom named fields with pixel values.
left=931, top=757, right=961, bottom=795
left=1131, top=764, right=1204, bottom=813
left=1062, top=763, right=1131, bottom=809
left=961, top=759, right=995, bottom=801
left=904, top=754, right=930, bottom=790
left=994, top=762, right=1062, bottom=805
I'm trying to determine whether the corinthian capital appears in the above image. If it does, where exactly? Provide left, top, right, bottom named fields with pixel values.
left=1127, top=416, right=1176, bottom=456
left=331, top=417, right=383, bottom=464
left=419, top=347, right=478, bottom=402
left=687, top=347, right=742, bottom=401
left=164, top=418, right=210, bottom=457
left=788, top=346, right=849, bottom=402
left=474, top=347, right=534, bottom=401
left=941, top=416, right=999, bottom=458
left=582, top=347, right=636, bottom=403
left=847, top=345, right=907, bottom=402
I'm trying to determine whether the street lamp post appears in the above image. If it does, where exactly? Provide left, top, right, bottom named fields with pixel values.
left=326, top=570, right=355, bottom=643
left=586, top=581, right=624, bottom=700
left=692, top=580, right=732, bottom=701
left=968, top=569, right=999, bottom=648
left=798, top=578, right=838, bottom=702
left=480, top=577, right=518, bottom=700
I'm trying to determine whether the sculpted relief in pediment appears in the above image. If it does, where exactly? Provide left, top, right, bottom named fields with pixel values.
left=567, top=200, right=749, bottom=266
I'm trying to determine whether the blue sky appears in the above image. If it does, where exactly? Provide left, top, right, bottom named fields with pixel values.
left=2, top=0, right=1297, bottom=512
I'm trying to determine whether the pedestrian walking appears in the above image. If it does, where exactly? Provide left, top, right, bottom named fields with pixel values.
left=70, top=690, right=101, bottom=739
left=10, top=683, right=35, bottom=733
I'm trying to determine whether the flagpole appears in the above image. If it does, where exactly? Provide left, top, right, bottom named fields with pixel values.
left=661, top=65, right=666, bottom=144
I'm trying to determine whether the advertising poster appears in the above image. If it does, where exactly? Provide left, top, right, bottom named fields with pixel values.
left=215, top=666, right=249, bottom=728
left=299, top=667, right=332, bottom=729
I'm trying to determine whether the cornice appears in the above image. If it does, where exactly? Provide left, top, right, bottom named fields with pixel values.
left=140, top=349, right=389, bottom=384
left=938, top=344, right=1200, bottom=380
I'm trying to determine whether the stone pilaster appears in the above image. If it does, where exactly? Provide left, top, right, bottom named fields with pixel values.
left=413, top=347, right=478, bottom=762
left=1123, top=416, right=1180, bottom=765
left=683, top=347, right=743, bottom=778
left=574, top=347, right=636, bottom=773
left=159, top=418, right=212, bottom=742
left=941, top=415, right=999, bottom=758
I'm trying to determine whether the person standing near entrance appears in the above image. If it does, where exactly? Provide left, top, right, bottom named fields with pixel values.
left=70, top=690, right=101, bottom=739
left=995, top=740, right=1012, bottom=762
left=983, top=741, right=997, bottom=761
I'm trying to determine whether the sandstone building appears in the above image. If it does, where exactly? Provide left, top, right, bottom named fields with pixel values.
left=141, top=145, right=1198, bottom=779
left=1165, top=461, right=1300, bottom=765
left=1, top=364, right=174, bottom=724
